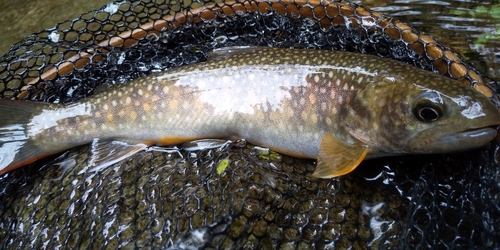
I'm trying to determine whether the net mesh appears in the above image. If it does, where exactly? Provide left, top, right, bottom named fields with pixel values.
left=0, top=0, right=499, bottom=249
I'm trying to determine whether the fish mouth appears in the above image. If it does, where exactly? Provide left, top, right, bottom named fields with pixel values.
left=413, top=126, right=498, bottom=153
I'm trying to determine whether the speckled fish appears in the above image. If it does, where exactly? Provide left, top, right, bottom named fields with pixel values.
left=0, top=47, right=499, bottom=178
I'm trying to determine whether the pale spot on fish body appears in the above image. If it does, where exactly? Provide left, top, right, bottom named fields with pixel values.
left=321, top=102, right=327, bottom=111
left=330, top=90, right=337, bottom=99
left=313, top=75, right=320, bottom=83
left=181, top=101, right=192, bottom=110
left=326, top=117, right=332, bottom=126
left=311, top=114, right=318, bottom=124
left=162, top=86, right=169, bottom=95
left=279, top=107, right=291, bottom=118
left=269, top=112, right=277, bottom=120
left=301, top=111, right=308, bottom=121
left=257, top=112, right=264, bottom=120
left=309, top=94, right=317, bottom=104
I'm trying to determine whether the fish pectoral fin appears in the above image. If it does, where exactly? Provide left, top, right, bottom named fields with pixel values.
left=312, top=134, right=370, bottom=179
left=80, top=139, right=150, bottom=174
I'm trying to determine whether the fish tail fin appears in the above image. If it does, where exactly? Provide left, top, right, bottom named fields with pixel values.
left=0, top=99, right=52, bottom=175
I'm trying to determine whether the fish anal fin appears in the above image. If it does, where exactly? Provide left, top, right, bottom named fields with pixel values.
left=313, top=134, right=370, bottom=179
left=82, top=139, right=151, bottom=174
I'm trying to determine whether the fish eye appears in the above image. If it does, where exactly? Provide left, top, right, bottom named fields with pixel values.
left=412, top=92, right=444, bottom=122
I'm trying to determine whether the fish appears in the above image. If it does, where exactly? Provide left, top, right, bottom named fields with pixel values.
left=0, top=47, right=499, bottom=178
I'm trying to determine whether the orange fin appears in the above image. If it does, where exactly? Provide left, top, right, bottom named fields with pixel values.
left=79, top=139, right=150, bottom=174
left=312, top=134, right=370, bottom=179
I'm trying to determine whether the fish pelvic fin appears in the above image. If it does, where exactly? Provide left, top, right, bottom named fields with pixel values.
left=312, top=133, right=370, bottom=179
left=79, top=139, right=150, bottom=174
left=0, top=99, right=52, bottom=175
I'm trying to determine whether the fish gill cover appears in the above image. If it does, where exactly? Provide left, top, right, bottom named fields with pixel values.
left=0, top=0, right=499, bottom=249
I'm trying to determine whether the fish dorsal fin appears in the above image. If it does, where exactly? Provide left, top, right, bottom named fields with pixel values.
left=312, top=134, right=370, bottom=178
left=78, top=139, right=150, bottom=174
left=208, top=46, right=270, bottom=60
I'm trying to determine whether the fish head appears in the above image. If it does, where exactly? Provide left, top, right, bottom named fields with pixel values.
left=343, top=73, right=500, bottom=156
